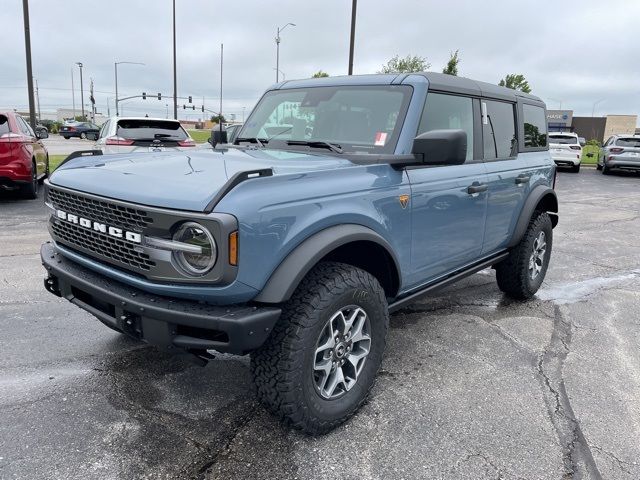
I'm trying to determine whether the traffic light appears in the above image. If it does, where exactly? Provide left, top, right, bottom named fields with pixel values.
left=188, top=96, right=192, bottom=103
left=142, top=92, right=146, bottom=100
left=157, top=93, right=161, bottom=100
left=182, top=105, right=186, bottom=109
left=201, top=105, right=204, bottom=112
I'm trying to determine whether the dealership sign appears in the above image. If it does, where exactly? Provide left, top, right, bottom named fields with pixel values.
left=546, top=110, right=573, bottom=126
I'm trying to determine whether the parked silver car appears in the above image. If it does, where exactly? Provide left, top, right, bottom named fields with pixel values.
left=597, top=135, right=640, bottom=175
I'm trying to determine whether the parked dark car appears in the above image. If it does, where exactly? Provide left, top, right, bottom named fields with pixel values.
left=0, top=111, right=49, bottom=198
left=60, top=122, right=100, bottom=140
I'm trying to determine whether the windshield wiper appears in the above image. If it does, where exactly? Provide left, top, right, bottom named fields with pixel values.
left=286, top=140, right=343, bottom=154
left=236, top=137, right=267, bottom=148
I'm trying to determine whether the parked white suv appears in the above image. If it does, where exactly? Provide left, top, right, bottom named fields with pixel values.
left=93, top=117, right=196, bottom=154
left=548, top=132, right=583, bottom=173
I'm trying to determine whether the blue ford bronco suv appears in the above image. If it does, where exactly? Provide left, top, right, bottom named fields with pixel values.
left=41, top=72, right=557, bottom=434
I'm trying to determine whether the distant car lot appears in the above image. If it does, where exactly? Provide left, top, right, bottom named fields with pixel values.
left=41, top=135, right=91, bottom=156
left=1, top=168, right=639, bottom=479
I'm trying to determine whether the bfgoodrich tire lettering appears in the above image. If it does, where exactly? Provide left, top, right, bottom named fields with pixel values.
left=251, top=262, right=389, bottom=435
left=496, top=211, right=552, bottom=299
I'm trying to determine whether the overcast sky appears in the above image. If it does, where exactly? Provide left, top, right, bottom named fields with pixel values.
left=2, top=0, right=638, bottom=124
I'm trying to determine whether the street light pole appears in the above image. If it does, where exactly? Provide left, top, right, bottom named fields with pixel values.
left=76, top=62, right=85, bottom=119
left=172, top=0, right=178, bottom=120
left=275, top=23, right=295, bottom=83
left=348, top=0, right=357, bottom=75
left=21, top=0, right=37, bottom=130
left=591, top=98, right=605, bottom=118
left=71, top=68, right=76, bottom=118
left=115, top=61, right=145, bottom=116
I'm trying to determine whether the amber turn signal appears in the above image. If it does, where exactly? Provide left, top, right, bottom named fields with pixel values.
left=229, top=231, right=238, bottom=266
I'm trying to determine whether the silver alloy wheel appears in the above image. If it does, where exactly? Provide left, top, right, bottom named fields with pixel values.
left=528, top=231, right=547, bottom=280
left=313, top=305, right=371, bottom=400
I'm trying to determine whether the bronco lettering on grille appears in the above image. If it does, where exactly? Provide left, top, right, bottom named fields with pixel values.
left=56, top=209, right=142, bottom=243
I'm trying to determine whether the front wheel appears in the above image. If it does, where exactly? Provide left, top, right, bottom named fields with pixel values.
left=251, top=262, right=389, bottom=434
left=496, top=211, right=552, bottom=300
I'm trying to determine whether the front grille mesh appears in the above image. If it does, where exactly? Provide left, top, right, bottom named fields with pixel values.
left=48, top=188, right=153, bottom=231
left=51, top=221, right=155, bottom=271
left=48, top=187, right=155, bottom=272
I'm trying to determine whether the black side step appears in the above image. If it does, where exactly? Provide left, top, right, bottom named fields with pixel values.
left=388, top=251, right=509, bottom=313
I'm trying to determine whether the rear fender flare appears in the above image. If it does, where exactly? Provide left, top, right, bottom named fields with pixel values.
left=508, top=186, right=558, bottom=248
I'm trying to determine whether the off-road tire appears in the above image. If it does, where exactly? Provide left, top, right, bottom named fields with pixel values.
left=22, top=161, right=38, bottom=199
left=251, top=262, right=389, bottom=435
left=496, top=211, right=552, bottom=300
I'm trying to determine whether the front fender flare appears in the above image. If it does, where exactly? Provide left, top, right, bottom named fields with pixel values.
left=253, top=224, right=401, bottom=304
left=508, top=186, right=558, bottom=248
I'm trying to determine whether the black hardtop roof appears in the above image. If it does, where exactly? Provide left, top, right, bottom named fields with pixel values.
left=278, top=71, right=544, bottom=105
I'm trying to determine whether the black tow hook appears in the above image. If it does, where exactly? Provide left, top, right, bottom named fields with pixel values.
left=44, top=275, right=61, bottom=297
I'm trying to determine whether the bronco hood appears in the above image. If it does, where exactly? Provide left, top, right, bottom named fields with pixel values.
left=49, top=148, right=354, bottom=212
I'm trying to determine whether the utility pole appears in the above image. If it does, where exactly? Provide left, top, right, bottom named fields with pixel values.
left=34, top=78, right=41, bottom=122
left=172, top=0, right=178, bottom=119
left=219, top=43, right=223, bottom=134
left=76, top=62, right=85, bottom=119
left=275, top=23, right=295, bottom=83
left=348, top=0, right=357, bottom=75
left=71, top=68, right=76, bottom=118
left=22, top=0, right=37, bottom=130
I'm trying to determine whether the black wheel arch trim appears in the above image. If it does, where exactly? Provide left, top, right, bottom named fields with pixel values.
left=508, top=185, right=558, bottom=248
left=253, top=224, right=402, bottom=304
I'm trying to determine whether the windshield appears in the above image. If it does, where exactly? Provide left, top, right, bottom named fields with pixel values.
left=238, top=85, right=412, bottom=154
left=616, top=137, right=640, bottom=148
left=116, top=119, right=188, bottom=141
left=549, top=135, right=578, bottom=145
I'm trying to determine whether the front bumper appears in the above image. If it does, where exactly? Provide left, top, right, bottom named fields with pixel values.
left=41, top=242, right=281, bottom=355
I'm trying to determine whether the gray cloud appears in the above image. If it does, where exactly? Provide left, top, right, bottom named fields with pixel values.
left=2, top=0, right=638, bottom=123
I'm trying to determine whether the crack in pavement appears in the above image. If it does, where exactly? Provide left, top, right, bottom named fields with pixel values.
left=591, top=444, right=639, bottom=476
left=536, top=305, right=602, bottom=479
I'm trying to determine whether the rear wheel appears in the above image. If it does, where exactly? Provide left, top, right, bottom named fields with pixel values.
left=496, top=211, right=552, bottom=300
left=63, top=136, right=69, bottom=140
left=251, top=262, right=389, bottom=434
left=80, top=132, right=87, bottom=140
left=21, top=161, right=38, bottom=199
left=572, top=164, right=581, bottom=173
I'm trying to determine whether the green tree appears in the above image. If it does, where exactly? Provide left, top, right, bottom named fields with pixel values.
left=312, top=70, right=329, bottom=78
left=378, top=54, right=430, bottom=74
left=498, top=74, right=532, bottom=93
left=210, top=114, right=226, bottom=124
left=442, top=50, right=460, bottom=76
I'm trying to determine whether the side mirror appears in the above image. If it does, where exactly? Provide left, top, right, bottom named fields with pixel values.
left=86, top=132, right=99, bottom=141
left=578, top=137, right=586, bottom=147
left=210, top=128, right=228, bottom=147
left=412, top=129, right=467, bottom=165
left=37, top=130, right=49, bottom=139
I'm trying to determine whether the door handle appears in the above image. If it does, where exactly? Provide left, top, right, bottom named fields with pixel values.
left=515, top=175, right=530, bottom=185
left=467, top=183, right=488, bottom=194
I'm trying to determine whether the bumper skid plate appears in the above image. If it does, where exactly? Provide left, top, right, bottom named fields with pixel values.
left=41, top=242, right=281, bottom=355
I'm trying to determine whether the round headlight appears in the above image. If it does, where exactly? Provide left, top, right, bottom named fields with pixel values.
left=172, top=222, right=217, bottom=276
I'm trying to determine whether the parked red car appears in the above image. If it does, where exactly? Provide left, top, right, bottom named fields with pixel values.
left=0, top=111, right=49, bottom=199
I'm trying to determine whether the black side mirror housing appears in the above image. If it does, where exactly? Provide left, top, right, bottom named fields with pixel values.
left=412, top=129, right=467, bottom=165
left=578, top=137, right=586, bottom=147
left=210, top=128, right=228, bottom=147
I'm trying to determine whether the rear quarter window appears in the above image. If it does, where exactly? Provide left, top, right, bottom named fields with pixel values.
left=522, top=104, right=547, bottom=148
left=0, top=115, right=10, bottom=136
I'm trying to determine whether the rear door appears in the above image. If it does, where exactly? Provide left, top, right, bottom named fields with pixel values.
left=17, top=116, right=46, bottom=176
left=405, top=92, right=488, bottom=288
left=481, top=99, right=530, bottom=255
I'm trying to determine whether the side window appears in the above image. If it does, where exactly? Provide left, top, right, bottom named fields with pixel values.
left=482, top=100, right=517, bottom=160
left=17, top=117, right=35, bottom=137
left=417, top=93, right=474, bottom=161
left=0, top=115, right=10, bottom=136
left=522, top=104, right=547, bottom=148
left=98, top=120, right=110, bottom=139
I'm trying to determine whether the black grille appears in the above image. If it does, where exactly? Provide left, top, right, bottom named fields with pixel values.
left=51, top=221, right=155, bottom=271
left=48, top=188, right=153, bottom=231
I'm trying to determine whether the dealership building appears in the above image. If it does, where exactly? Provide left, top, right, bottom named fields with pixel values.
left=546, top=109, right=638, bottom=142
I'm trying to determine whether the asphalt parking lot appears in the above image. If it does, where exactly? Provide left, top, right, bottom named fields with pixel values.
left=41, top=135, right=92, bottom=156
left=1, top=168, right=639, bottom=480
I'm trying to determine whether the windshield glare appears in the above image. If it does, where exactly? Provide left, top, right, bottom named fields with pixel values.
left=238, top=85, right=412, bottom=154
